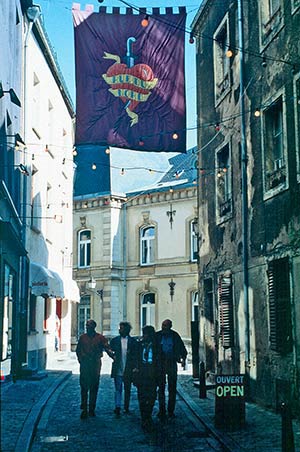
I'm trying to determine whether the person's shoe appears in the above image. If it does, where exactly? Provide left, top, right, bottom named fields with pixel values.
left=114, top=407, right=121, bottom=415
left=143, top=418, right=154, bottom=432
left=168, top=412, right=175, bottom=419
left=89, top=410, right=96, bottom=417
left=80, top=410, right=88, bottom=419
left=123, top=408, right=130, bottom=414
left=157, top=410, right=166, bottom=419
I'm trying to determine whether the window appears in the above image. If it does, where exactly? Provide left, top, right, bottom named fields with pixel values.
left=140, top=226, right=155, bottom=265
left=191, top=291, right=199, bottom=322
left=218, top=274, right=234, bottom=349
left=267, top=258, right=293, bottom=354
left=43, top=297, right=50, bottom=331
left=294, top=76, right=300, bottom=180
left=213, top=15, right=230, bottom=104
left=263, top=97, right=287, bottom=193
left=78, top=295, right=91, bottom=337
left=32, top=72, right=41, bottom=138
left=2, top=264, right=15, bottom=360
left=30, top=167, right=42, bottom=232
left=292, top=0, right=300, bottom=13
left=216, top=144, right=232, bottom=221
left=78, top=229, right=91, bottom=268
left=29, top=294, right=37, bottom=331
left=190, top=220, right=198, bottom=262
left=259, top=0, right=283, bottom=48
left=140, top=293, right=155, bottom=331
left=204, top=278, right=214, bottom=325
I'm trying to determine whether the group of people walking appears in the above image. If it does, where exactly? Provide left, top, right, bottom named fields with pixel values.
left=76, top=319, right=187, bottom=431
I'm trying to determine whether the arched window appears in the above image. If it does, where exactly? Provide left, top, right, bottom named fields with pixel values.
left=140, top=226, right=155, bottom=265
left=140, top=292, right=155, bottom=331
left=78, top=229, right=91, bottom=268
left=190, top=220, right=198, bottom=262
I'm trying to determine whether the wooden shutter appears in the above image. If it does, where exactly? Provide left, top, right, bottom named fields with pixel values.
left=218, top=274, right=234, bottom=348
left=268, top=262, right=277, bottom=351
left=268, top=258, right=293, bottom=354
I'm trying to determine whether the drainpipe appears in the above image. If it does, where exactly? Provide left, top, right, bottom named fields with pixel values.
left=237, top=0, right=250, bottom=370
left=17, top=5, right=41, bottom=378
left=122, top=201, right=127, bottom=320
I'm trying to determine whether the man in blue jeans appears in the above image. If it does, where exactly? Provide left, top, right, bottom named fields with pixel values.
left=110, top=322, right=138, bottom=415
left=156, top=319, right=187, bottom=419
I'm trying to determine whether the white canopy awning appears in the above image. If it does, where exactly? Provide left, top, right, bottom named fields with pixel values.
left=30, top=262, right=64, bottom=298
left=64, top=279, right=80, bottom=303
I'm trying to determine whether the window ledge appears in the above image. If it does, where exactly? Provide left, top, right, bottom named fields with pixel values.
left=260, top=8, right=284, bottom=50
left=263, top=183, right=289, bottom=201
left=28, top=329, right=39, bottom=335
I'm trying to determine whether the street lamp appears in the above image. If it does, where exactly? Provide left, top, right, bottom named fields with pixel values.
left=87, top=277, right=96, bottom=290
left=168, top=279, right=176, bottom=302
left=0, top=82, right=21, bottom=107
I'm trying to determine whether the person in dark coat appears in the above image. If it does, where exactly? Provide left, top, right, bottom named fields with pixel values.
left=110, top=321, right=138, bottom=415
left=76, top=319, right=113, bottom=419
left=156, top=319, right=187, bottom=419
left=134, top=325, right=158, bottom=431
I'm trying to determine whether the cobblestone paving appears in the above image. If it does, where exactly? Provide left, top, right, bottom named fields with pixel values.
left=1, top=372, right=63, bottom=452
left=30, top=373, right=224, bottom=452
left=179, top=374, right=300, bottom=452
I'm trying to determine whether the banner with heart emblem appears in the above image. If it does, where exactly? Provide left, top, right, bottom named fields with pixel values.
left=73, top=4, right=186, bottom=153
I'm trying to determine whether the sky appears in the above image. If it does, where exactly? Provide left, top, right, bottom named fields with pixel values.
left=36, top=0, right=200, bottom=149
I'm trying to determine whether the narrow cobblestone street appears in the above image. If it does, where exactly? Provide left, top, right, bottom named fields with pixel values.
left=30, top=356, right=224, bottom=452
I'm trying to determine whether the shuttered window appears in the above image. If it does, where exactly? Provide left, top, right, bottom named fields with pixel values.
left=267, top=258, right=293, bottom=354
left=218, top=274, right=234, bottom=348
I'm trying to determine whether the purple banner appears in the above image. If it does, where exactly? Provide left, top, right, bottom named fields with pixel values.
left=73, top=4, right=186, bottom=152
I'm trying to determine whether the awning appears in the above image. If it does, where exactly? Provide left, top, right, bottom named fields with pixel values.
left=30, top=262, right=64, bottom=298
left=64, top=279, right=80, bottom=303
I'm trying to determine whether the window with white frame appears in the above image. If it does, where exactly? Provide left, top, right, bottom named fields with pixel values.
left=259, top=0, right=283, bottom=48
left=292, top=0, right=300, bottom=13
left=216, top=143, right=232, bottom=221
left=78, top=229, right=91, bottom=268
left=32, top=72, right=41, bottom=138
left=190, top=220, right=198, bottom=262
left=263, top=96, right=287, bottom=193
left=78, top=295, right=91, bottom=337
left=140, top=293, right=155, bottom=331
left=213, top=15, right=230, bottom=104
left=191, top=291, right=199, bottom=322
left=140, top=226, right=155, bottom=265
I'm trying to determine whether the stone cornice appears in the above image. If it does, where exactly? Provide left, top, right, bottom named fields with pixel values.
left=74, top=186, right=197, bottom=212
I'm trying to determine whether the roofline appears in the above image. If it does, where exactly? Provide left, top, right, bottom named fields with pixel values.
left=191, top=0, right=210, bottom=31
left=32, top=18, right=75, bottom=118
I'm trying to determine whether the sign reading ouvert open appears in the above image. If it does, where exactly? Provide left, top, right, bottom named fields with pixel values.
left=215, top=374, right=246, bottom=430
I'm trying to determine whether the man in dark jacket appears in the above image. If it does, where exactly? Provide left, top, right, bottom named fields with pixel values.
left=76, top=319, right=113, bottom=419
left=134, top=325, right=158, bottom=431
left=110, top=321, right=138, bottom=415
left=156, top=319, right=187, bottom=419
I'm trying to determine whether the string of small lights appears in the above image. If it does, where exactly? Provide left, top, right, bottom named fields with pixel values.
left=113, top=0, right=298, bottom=68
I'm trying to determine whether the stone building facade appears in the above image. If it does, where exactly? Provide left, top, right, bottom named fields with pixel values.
left=192, top=0, right=300, bottom=413
left=72, top=148, right=198, bottom=348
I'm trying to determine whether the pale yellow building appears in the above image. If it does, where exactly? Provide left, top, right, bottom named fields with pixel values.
left=72, top=148, right=198, bottom=349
